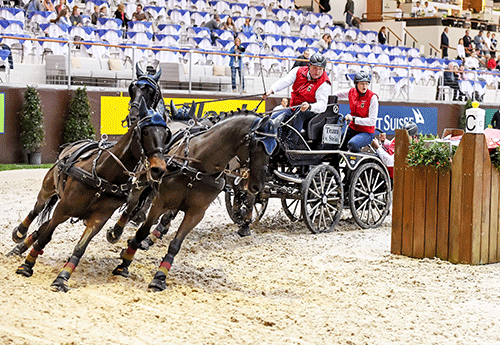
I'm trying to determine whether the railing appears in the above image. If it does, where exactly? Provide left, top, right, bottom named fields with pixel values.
left=386, top=27, right=402, bottom=46
left=403, top=28, right=418, bottom=48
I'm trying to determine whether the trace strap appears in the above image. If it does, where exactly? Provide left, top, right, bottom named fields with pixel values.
left=163, top=157, right=226, bottom=190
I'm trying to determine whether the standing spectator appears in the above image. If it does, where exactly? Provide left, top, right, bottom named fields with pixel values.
left=491, top=109, right=500, bottom=129
left=484, top=31, right=493, bottom=56
left=423, top=1, right=436, bottom=16
left=42, top=0, right=54, bottom=12
left=463, top=29, right=472, bottom=56
left=241, top=18, right=254, bottom=35
left=229, top=37, right=246, bottom=92
left=441, top=27, right=449, bottom=58
left=474, top=31, right=485, bottom=55
left=319, top=0, right=330, bottom=13
left=378, top=26, right=387, bottom=45
left=491, top=33, right=497, bottom=58
left=457, top=38, right=466, bottom=62
left=132, top=4, right=147, bottom=21
left=344, top=0, right=354, bottom=27
left=91, top=5, right=99, bottom=25
left=292, top=49, right=311, bottom=69
left=314, top=33, right=332, bottom=52
left=69, top=6, right=83, bottom=26
left=50, top=8, right=70, bottom=25
left=55, top=0, right=69, bottom=15
left=411, top=1, right=423, bottom=17
left=114, top=3, right=130, bottom=28
left=222, top=16, right=238, bottom=35
left=394, top=1, right=403, bottom=20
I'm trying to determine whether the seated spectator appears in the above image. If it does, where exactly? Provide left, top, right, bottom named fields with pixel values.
left=50, top=8, right=71, bottom=26
left=91, top=5, right=99, bottom=25
left=487, top=54, right=496, bottom=70
left=443, top=62, right=466, bottom=101
left=465, top=49, right=480, bottom=70
left=114, top=3, right=130, bottom=28
left=314, top=33, right=332, bottom=53
left=43, top=0, right=54, bottom=12
left=458, top=65, right=468, bottom=80
left=99, top=6, right=108, bottom=18
left=271, top=98, right=289, bottom=119
left=203, top=14, right=221, bottom=45
left=457, top=38, right=465, bottom=62
left=292, top=49, right=311, bottom=69
left=378, top=26, right=386, bottom=45
left=423, top=1, right=437, bottom=16
left=27, top=0, right=43, bottom=12
left=132, top=4, right=147, bottom=22
left=69, top=5, right=83, bottom=27
left=55, top=0, right=69, bottom=15
left=241, top=18, right=254, bottom=35
left=222, top=16, right=238, bottom=35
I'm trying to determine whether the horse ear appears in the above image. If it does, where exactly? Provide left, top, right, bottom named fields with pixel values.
left=138, top=97, right=148, bottom=119
left=170, top=99, right=178, bottom=117
left=136, top=62, right=145, bottom=78
left=152, top=66, right=162, bottom=82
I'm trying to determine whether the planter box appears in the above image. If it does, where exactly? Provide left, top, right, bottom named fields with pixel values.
left=391, top=130, right=500, bottom=264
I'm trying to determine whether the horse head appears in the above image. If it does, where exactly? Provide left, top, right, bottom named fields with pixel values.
left=132, top=98, right=169, bottom=182
left=125, top=63, right=163, bottom=126
left=236, top=116, right=279, bottom=194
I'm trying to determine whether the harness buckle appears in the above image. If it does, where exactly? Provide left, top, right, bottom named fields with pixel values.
left=111, top=185, right=119, bottom=193
left=241, top=168, right=250, bottom=180
left=195, top=172, right=203, bottom=180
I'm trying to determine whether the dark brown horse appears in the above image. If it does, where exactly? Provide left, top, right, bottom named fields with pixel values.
left=108, top=115, right=278, bottom=291
left=8, top=101, right=170, bottom=292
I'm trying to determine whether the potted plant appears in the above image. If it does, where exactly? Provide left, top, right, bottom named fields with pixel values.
left=64, top=86, right=95, bottom=144
left=20, top=86, right=45, bottom=165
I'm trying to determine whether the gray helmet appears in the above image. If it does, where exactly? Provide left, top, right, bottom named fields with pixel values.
left=354, top=71, right=371, bottom=84
left=404, top=121, right=418, bottom=136
left=309, top=53, right=327, bottom=68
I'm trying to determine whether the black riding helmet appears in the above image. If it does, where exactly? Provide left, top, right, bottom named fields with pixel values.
left=309, top=52, right=327, bottom=68
left=354, top=71, right=372, bottom=84
left=404, top=121, right=418, bottom=136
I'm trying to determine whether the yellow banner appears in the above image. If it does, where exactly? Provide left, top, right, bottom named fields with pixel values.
left=100, top=96, right=265, bottom=135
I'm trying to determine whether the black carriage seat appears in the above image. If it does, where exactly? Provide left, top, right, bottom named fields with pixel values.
left=305, top=96, right=340, bottom=142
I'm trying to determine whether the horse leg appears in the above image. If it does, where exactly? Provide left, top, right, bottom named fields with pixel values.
left=138, top=210, right=178, bottom=250
left=7, top=220, right=48, bottom=257
left=149, top=210, right=206, bottom=292
left=51, top=209, right=114, bottom=292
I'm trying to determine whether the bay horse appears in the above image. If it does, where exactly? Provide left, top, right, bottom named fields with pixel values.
left=8, top=100, right=170, bottom=292
left=108, top=115, right=278, bottom=291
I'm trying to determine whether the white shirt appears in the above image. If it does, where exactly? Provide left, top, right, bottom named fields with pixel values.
left=465, top=55, right=479, bottom=69
left=411, top=5, right=422, bottom=16
left=394, top=8, right=403, bottom=19
left=269, top=67, right=330, bottom=114
left=484, top=36, right=492, bottom=51
left=424, top=4, right=437, bottom=16
left=457, top=44, right=465, bottom=58
left=376, top=146, right=394, bottom=167
left=334, top=88, right=378, bottom=127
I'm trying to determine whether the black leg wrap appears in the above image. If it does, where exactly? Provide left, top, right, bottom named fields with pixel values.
left=12, top=224, right=28, bottom=243
left=237, top=223, right=252, bottom=237
left=106, top=224, right=124, bottom=244
left=7, top=242, right=29, bottom=257
left=148, top=271, right=167, bottom=292
left=51, top=270, right=71, bottom=293
left=15, top=261, right=34, bottom=277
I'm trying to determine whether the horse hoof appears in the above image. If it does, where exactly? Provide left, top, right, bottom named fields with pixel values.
left=51, top=278, right=69, bottom=293
left=148, top=278, right=166, bottom=292
left=237, top=225, right=251, bottom=237
left=106, top=227, right=121, bottom=244
left=138, top=237, right=153, bottom=251
left=12, top=225, right=27, bottom=243
left=15, top=263, right=33, bottom=277
left=7, top=243, right=28, bottom=257
left=112, top=265, right=129, bottom=278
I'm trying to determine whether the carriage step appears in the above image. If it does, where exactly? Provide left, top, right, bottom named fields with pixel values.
left=273, top=170, right=303, bottom=184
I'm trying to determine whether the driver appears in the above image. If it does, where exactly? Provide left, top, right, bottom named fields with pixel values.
left=263, top=52, right=331, bottom=135
left=334, top=71, right=378, bottom=152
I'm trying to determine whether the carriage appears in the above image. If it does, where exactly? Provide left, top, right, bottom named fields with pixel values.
left=225, top=95, right=393, bottom=234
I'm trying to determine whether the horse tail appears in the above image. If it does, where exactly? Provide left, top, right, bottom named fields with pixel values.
left=38, top=195, right=59, bottom=225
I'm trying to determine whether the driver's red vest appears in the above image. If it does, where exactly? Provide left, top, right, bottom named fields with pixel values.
left=348, top=88, right=377, bottom=134
left=290, top=66, right=331, bottom=107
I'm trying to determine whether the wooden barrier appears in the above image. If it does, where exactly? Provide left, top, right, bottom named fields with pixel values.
left=391, top=129, right=500, bottom=264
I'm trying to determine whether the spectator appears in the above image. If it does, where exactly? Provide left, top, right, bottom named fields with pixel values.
left=485, top=31, right=493, bottom=56
left=474, top=31, right=485, bottom=55
left=292, top=49, right=311, bottom=69
left=132, top=4, right=147, bottom=21
left=203, top=14, right=221, bottom=44
left=344, top=0, right=354, bottom=27
left=443, top=62, right=465, bottom=101
left=50, top=8, right=70, bottom=25
left=69, top=6, right=83, bottom=26
left=114, top=3, right=130, bottom=28
left=263, top=53, right=330, bottom=137
left=423, top=1, right=437, bottom=16
left=487, top=54, right=496, bottom=70
left=411, top=1, right=423, bottom=17
left=222, top=16, right=237, bottom=34
left=458, top=64, right=468, bottom=80
left=440, top=27, right=449, bottom=58
left=394, top=1, right=403, bottom=20
left=319, top=0, right=330, bottom=13
left=314, top=33, right=332, bottom=52
left=91, top=5, right=99, bottom=25
left=241, top=18, right=254, bottom=35
left=465, top=49, right=480, bottom=70
left=457, top=38, right=465, bottom=61
left=463, top=29, right=472, bottom=56
left=42, top=0, right=54, bottom=12
left=271, top=98, right=289, bottom=119
left=491, top=109, right=500, bottom=129
left=378, top=26, right=386, bottom=45
left=55, top=0, right=69, bottom=15
left=491, top=33, right=497, bottom=58
left=229, top=37, right=246, bottom=92
left=99, top=6, right=108, bottom=18
left=27, top=0, right=43, bottom=12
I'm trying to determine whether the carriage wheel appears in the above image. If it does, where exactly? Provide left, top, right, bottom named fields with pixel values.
left=225, top=184, right=268, bottom=224
left=301, top=164, right=343, bottom=234
left=348, top=162, right=392, bottom=229
left=281, top=197, right=302, bottom=222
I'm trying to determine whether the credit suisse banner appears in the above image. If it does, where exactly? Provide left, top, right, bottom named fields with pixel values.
left=338, top=104, right=438, bottom=135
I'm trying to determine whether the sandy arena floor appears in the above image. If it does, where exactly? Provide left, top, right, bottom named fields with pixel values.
left=0, top=169, right=499, bottom=345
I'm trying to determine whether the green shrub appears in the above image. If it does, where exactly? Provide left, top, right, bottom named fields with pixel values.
left=406, top=134, right=457, bottom=171
left=64, top=87, right=95, bottom=144
left=20, top=86, right=45, bottom=154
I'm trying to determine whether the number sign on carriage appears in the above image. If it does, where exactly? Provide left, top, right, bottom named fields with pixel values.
left=337, top=104, right=438, bottom=135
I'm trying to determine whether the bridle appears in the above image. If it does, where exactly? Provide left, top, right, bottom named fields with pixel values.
left=123, top=75, right=162, bottom=127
